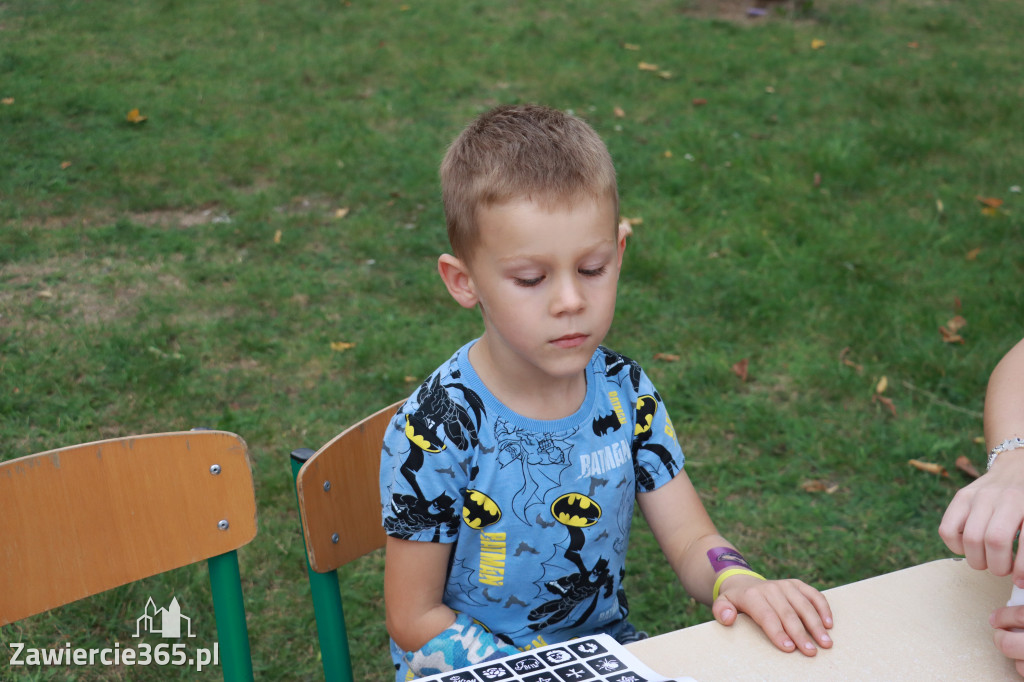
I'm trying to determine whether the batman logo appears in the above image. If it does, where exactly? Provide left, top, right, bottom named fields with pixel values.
left=551, top=493, right=601, bottom=528
left=463, top=489, right=501, bottom=529
left=405, top=414, right=445, bottom=453
left=592, top=410, right=621, bottom=437
left=634, top=395, right=658, bottom=436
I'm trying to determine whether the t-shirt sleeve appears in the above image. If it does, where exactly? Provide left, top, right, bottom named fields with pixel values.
left=379, top=390, right=471, bottom=543
left=630, top=368, right=686, bottom=493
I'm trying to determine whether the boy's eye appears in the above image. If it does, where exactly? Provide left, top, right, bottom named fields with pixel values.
left=579, top=265, right=608, bottom=277
left=513, top=276, right=544, bottom=287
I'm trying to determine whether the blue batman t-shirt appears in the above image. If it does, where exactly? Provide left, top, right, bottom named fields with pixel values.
left=380, top=341, right=685, bottom=666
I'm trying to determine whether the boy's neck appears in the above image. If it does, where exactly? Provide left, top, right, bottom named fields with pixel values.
left=467, top=341, right=588, bottom=421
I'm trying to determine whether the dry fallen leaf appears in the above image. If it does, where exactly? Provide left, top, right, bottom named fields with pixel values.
left=955, top=456, right=981, bottom=479
left=638, top=62, right=659, bottom=71
left=404, top=375, right=417, bottom=383
left=125, top=108, right=147, bottom=124
left=978, top=196, right=1004, bottom=217
left=940, top=315, right=966, bottom=344
left=965, top=247, right=982, bottom=261
left=692, top=98, right=708, bottom=107
left=330, top=341, right=356, bottom=352
left=623, top=43, right=640, bottom=51
left=617, top=217, right=634, bottom=239
left=801, top=479, right=839, bottom=494
left=873, top=393, right=898, bottom=417
left=334, top=207, right=350, bottom=219
left=876, top=375, right=888, bottom=394
left=653, top=352, right=680, bottom=362
left=1, top=97, right=13, bottom=105
left=731, top=358, right=749, bottom=382
left=613, top=106, right=626, bottom=118
left=839, top=347, right=863, bottom=373
left=273, top=229, right=282, bottom=244
left=945, top=315, right=967, bottom=332
left=60, top=161, right=72, bottom=170
left=909, top=459, right=948, bottom=477
left=811, top=39, right=827, bottom=50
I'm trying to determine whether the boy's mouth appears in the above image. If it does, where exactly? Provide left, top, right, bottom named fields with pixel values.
left=551, top=333, right=588, bottom=349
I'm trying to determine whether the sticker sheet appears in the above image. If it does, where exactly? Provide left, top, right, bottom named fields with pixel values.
left=416, top=633, right=698, bottom=682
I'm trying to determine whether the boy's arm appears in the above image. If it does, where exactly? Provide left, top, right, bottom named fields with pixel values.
left=384, top=536, right=456, bottom=652
left=637, top=472, right=833, bottom=656
left=384, top=536, right=519, bottom=675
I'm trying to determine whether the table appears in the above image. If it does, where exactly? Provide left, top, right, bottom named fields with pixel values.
left=627, top=558, right=1020, bottom=681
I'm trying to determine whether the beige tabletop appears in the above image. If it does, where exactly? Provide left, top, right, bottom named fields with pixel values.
left=627, top=558, right=1019, bottom=681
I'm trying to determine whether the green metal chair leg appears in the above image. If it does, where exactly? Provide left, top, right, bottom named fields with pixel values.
left=292, top=448, right=354, bottom=682
left=208, top=550, right=255, bottom=682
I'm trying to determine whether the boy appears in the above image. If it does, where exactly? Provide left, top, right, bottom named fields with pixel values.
left=380, top=104, right=833, bottom=680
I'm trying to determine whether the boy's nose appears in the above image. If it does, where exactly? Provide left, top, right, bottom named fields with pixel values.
left=550, top=276, right=585, bottom=315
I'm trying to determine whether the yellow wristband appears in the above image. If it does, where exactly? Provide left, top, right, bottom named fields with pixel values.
left=712, top=568, right=766, bottom=600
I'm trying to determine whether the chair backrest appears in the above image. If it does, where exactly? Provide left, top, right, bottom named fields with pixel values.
left=0, top=431, right=257, bottom=681
left=294, top=401, right=402, bottom=573
left=290, top=400, right=403, bottom=682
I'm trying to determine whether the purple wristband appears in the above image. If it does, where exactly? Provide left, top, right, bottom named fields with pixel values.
left=707, top=547, right=752, bottom=573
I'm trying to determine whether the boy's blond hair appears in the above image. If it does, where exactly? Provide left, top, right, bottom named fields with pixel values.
left=440, top=104, right=619, bottom=261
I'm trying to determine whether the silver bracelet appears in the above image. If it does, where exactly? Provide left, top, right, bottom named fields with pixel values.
left=987, top=437, right=1024, bottom=471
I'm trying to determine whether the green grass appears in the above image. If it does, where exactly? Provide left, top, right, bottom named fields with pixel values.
left=1, top=0, right=1022, bottom=679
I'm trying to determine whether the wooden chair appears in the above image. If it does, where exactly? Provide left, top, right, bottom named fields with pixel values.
left=0, top=431, right=258, bottom=682
left=290, top=401, right=403, bottom=682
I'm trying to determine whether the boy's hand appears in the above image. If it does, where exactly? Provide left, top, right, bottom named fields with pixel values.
left=712, top=575, right=834, bottom=656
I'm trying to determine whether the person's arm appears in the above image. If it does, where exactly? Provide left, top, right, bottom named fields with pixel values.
left=384, top=537, right=456, bottom=652
left=384, top=536, right=518, bottom=676
left=638, top=472, right=833, bottom=656
left=939, top=338, right=1024, bottom=581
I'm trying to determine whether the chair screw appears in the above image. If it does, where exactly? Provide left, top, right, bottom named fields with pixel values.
left=331, top=533, right=339, bottom=544
left=218, top=519, right=230, bottom=531
left=323, top=480, right=331, bottom=491
left=210, top=464, right=222, bottom=475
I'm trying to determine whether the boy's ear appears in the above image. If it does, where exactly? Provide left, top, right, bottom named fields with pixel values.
left=438, top=254, right=479, bottom=309
left=616, top=227, right=628, bottom=270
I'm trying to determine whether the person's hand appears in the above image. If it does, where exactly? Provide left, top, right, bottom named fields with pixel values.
left=939, top=451, right=1024, bottom=584
left=991, top=605, right=1024, bottom=676
left=712, top=576, right=834, bottom=656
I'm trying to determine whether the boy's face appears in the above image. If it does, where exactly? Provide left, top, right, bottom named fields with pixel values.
left=458, top=196, right=624, bottom=389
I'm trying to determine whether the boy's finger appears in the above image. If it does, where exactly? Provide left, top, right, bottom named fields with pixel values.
left=795, top=580, right=835, bottom=630
left=711, top=596, right=739, bottom=626
left=764, top=590, right=822, bottom=656
left=738, top=590, right=806, bottom=654
left=782, top=590, right=833, bottom=651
